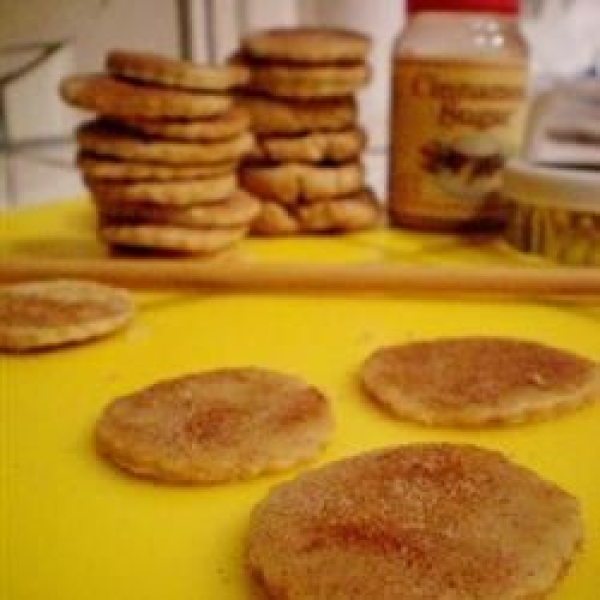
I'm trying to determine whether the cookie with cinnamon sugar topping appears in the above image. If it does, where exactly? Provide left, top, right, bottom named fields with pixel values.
left=247, top=443, right=583, bottom=599
left=60, top=74, right=232, bottom=118
left=76, top=119, right=254, bottom=165
left=77, top=153, right=237, bottom=181
left=95, top=367, right=333, bottom=483
left=251, top=189, right=381, bottom=236
left=113, top=106, right=251, bottom=142
left=249, top=62, right=370, bottom=100
left=241, top=95, right=358, bottom=135
left=240, top=162, right=364, bottom=205
left=86, top=173, right=237, bottom=205
left=242, top=27, right=370, bottom=64
left=95, top=189, right=260, bottom=228
left=360, top=337, right=600, bottom=426
left=106, top=49, right=250, bottom=91
left=249, top=128, right=366, bottom=164
left=98, top=222, right=248, bottom=255
left=0, top=279, right=134, bottom=352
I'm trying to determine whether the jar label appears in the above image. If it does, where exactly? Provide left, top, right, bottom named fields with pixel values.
left=389, top=58, right=528, bottom=226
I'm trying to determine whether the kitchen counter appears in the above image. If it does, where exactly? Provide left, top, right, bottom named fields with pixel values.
left=2, top=197, right=600, bottom=599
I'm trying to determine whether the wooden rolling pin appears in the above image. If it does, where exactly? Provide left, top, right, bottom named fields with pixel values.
left=1, top=257, right=600, bottom=299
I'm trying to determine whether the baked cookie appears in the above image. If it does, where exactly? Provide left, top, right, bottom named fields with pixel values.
left=241, top=95, right=357, bottom=135
left=95, top=190, right=261, bottom=228
left=251, top=188, right=381, bottom=236
left=60, top=74, right=232, bottom=118
left=0, top=279, right=134, bottom=352
left=296, top=188, right=382, bottom=232
left=114, top=106, right=250, bottom=141
left=240, top=162, right=364, bottom=204
left=250, top=201, right=301, bottom=236
left=247, top=443, right=582, bottom=600
left=95, top=367, right=333, bottom=483
left=99, top=223, right=248, bottom=254
left=250, top=129, right=366, bottom=164
left=242, top=27, right=370, bottom=64
left=77, top=153, right=236, bottom=181
left=77, top=120, right=254, bottom=165
left=86, top=173, right=237, bottom=205
left=360, top=337, right=600, bottom=426
left=250, top=63, right=370, bottom=99
left=106, top=49, right=250, bottom=91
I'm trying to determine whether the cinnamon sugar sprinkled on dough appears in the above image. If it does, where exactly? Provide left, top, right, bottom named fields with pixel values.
left=247, top=443, right=583, bottom=599
left=361, top=337, right=600, bottom=426
left=3, top=293, right=108, bottom=327
left=0, top=279, right=134, bottom=351
left=95, top=367, right=333, bottom=483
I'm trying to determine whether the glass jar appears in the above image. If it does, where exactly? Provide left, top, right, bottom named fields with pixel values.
left=389, top=0, right=529, bottom=231
left=503, top=159, right=600, bottom=266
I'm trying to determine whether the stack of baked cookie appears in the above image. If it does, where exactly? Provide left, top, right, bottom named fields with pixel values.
left=237, top=28, right=382, bottom=235
left=60, top=50, right=259, bottom=255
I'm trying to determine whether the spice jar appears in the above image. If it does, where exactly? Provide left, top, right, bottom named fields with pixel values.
left=389, top=0, right=529, bottom=231
left=503, top=160, right=600, bottom=266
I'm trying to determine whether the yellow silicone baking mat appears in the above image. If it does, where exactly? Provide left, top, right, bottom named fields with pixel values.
left=2, top=199, right=599, bottom=599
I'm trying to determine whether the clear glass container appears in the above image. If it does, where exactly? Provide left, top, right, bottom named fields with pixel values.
left=389, top=2, right=529, bottom=231
left=397, top=10, right=527, bottom=61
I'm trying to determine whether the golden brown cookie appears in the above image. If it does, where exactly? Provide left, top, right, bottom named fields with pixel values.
left=113, top=106, right=250, bottom=141
left=106, top=49, right=250, bottom=91
left=86, top=173, right=237, bottom=205
left=360, top=337, right=600, bottom=426
left=250, top=201, right=301, bottom=236
left=241, top=95, right=357, bottom=135
left=77, top=120, right=254, bottom=165
left=247, top=443, right=583, bottom=600
left=296, top=188, right=382, bottom=232
left=95, top=190, right=261, bottom=228
left=251, top=188, right=381, bottom=236
left=99, top=223, right=248, bottom=254
left=77, top=153, right=236, bottom=181
left=242, top=27, right=370, bottom=64
left=0, top=279, right=134, bottom=352
left=250, top=63, right=370, bottom=99
left=60, top=74, right=232, bottom=118
left=95, top=367, right=334, bottom=483
left=250, top=129, right=366, bottom=164
left=240, top=162, right=364, bottom=204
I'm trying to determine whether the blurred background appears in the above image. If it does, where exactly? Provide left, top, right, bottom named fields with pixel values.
left=1, top=0, right=598, bottom=208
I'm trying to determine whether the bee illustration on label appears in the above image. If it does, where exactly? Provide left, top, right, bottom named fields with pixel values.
left=421, top=135, right=506, bottom=202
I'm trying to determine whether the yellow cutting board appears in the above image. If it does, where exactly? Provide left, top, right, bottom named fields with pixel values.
left=2, top=199, right=600, bottom=600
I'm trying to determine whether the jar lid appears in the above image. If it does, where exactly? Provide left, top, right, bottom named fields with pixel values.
left=406, top=0, right=519, bottom=14
left=502, top=159, right=600, bottom=213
